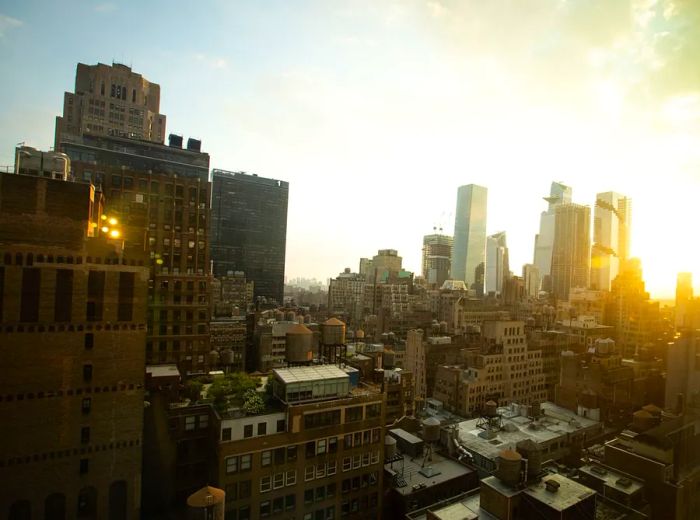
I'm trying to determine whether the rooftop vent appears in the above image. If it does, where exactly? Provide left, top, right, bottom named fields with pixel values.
left=591, top=466, right=608, bottom=476
left=544, top=479, right=561, bottom=493
left=616, top=478, right=632, bottom=488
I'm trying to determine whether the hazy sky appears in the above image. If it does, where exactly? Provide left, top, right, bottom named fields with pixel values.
left=1, top=0, right=699, bottom=298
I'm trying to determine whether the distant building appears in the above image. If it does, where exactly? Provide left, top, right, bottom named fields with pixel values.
left=550, top=203, right=590, bottom=301
left=666, top=329, right=700, bottom=412
left=55, top=62, right=167, bottom=147
left=0, top=173, right=148, bottom=519
left=451, top=184, right=487, bottom=296
left=675, top=272, right=694, bottom=329
left=422, top=233, right=453, bottom=289
left=522, top=263, right=540, bottom=299
left=485, top=231, right=509, bottom=297
left=533, top=181, right=572, bottom=293
left=211, top=169, right=289, bottom=305
left=590, top=191, right=631, bottom=291
left=328, top=269, right=366, bottom=324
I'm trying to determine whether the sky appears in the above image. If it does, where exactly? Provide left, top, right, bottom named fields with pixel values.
left=0, top=0, right=699, bottom=299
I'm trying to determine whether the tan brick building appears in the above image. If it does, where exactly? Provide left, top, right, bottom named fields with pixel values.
left=0, top=173, right=148, bottom=519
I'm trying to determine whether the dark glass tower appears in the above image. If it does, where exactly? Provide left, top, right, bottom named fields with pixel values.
left=211, top=169, right=289, bottom=304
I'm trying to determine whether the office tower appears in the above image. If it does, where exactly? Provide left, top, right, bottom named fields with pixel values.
left=676, top=272, right=694, bottom=329
left=211, top=169, right=289, bottom=305
left=421, top=232, right=453, bottom=288
left=55, top=62, right=166, bottom=148
left=550, top=203, right=591, bottom=301
left=56, top=62, right=212, bottom=374
left=451, top=184, right=488, bottom=296
left=522, top=264, right=540, bottom=299
left=0, top=173, right=148, bottom=519
left=590, top=192, right=632, bottom=291
left=485, top=231, right=509, bottom=297
left=533, top=181, right=572, bottom=292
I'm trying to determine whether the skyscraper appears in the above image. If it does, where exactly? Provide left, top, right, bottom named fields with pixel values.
left=676, top=272, right=694, bottom=329
left=421, top=232, right=453, bottom=288
left=451, top=184, right=487, bottom=295
left=57, top=62, right=213, bottom=374
left=211, top=169, right=289, bottom=305
left=55, top=62, right=167, bottom=148
left=590, top=192, right=631, bottom=291
left=485, top=231, right=509, bottom=297
left=550, top=203, right=591, bottom=301
left=533, top=181, right=572, bottom=292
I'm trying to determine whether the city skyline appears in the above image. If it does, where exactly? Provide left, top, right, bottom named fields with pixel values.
left=1, top=2, right=699, bottom=298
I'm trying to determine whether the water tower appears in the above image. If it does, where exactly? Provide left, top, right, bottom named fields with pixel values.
left=320, top=317, right=347, bottom=364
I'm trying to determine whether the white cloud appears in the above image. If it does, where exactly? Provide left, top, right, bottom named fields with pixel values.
left=0, top=13, right=22, bottom=38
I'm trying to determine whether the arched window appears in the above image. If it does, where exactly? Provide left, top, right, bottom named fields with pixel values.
left=108, top=481, right=127, bottom=520
left=44, top=493, right=66, bottom=520
left=76, top=486, right=97, bottom=519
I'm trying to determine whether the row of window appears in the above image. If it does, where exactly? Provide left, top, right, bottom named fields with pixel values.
left=0, top=439, right=140, bottom=469
left=303, top=462, right=337, bottom=482
left=1, top=322, right=145, bottom=334
left=2, top=252, right=143, bottom=268
left=0, top=383, right=141, bottom=403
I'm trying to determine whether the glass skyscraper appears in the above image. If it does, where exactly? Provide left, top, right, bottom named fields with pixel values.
left=211, top=169, right=289, bottom=305
left=590, top=191, right=631, bottom=291
left=451, top=184, right=488, bottom=295
left=533, top=181, right=572, bottom=292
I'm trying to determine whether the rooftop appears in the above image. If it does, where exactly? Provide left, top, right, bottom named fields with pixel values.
left=273, top=365, right=350, bottom=384
left=456, top=402, right=600, bottom=461
left=578, top=464, right=644, bottom=496
left=522, top=474, right=596, bottom=511
left=146, top=364, right=180, bottom=379
left=384, top=451, right=475, bottom=496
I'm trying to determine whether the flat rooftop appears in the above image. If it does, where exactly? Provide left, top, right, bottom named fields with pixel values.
left=523, top=474, right=596, bottom=511
left=578, top=464, right=644, bottom=496
left=146, top=364, right=180, bottom=379
left=273, top=365, right=349, bottom=384
left=456, top=402, right=600, bottom=461
left=384, top=452, right=474, bottom=497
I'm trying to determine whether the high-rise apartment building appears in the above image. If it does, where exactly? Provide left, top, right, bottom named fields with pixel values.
left=421, top=232, right=452, bottom=288
left=676, top=272, right=694, bottom=329
left=590, top=192, right=631, bottom=291
left=550, top=203, right=591, bottom=301
left=56, top=63, right=212, bottom=374
left=533, top=181, right=572, bottom=292
left=485, top=231, right=509, bottom=297
left=0, top=173, right=148, bottom=519
left=451, top=184, right=487, bottom=296
left=211, top=169, right=289, bottom=305
left=55, top=62, right=166, bottom=147
left=522, top=264, right=540, bottom=299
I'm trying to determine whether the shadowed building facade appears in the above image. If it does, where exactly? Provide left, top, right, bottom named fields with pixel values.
left=0, top=173, right=148, bottom=519
left=211, top=169, right=289, bottom=305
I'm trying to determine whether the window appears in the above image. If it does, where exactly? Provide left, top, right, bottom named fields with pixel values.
left=273, top=473, right=284, bottom=489
left=346, top=406, right=363, bottom=422
left=80, top=458, right=89, bottom=474
left=272, top=497, right=283, bottom=514
left=84, top=333, right=94, bottom=350
left=260, top=501, right=270, bottom=518
left=344, top=434, right=352, bottom=449
left=315, top=486, right=325, bottom=501
left=317, top=439, right=327, bottom=455
left=327, top=461, right=337, bottom=475
left=261, top=450, right=272, bottom=467
left=20, top=268, right=40, bottom=322
left=240, top=454, right=252, bottom=471
left=55, top=269, right=73, bottom=322
left=274, top=447, right=285, bottom=465
left=362, top=453, right=370, bottom=467
left=226, top=456, right=238, bottom=474
left=327, top=483, right=336, bottom=498
left=83, top=364, right=93, bottom=382
left=305, top=410, right=341, bottom=429
left=304, top=489, right=314, bottom=504
left=243, top=424, right=253, bottom=438
left=305, top=465, right=315, bottom=481
left=277, top=419, right=286, bottom=432
left=185, top=416, right=196, bottom=431
left=329, top=437, right=338, bottom=453
left=199, top=415, right=209, bottom=429
left=366, top=403, right=382, bottom=418
left=81, top=426, right=90, bottom=444
left=222, top=428, right=232, bottom=441
left=286, top=470, right=296, bottom=486
left=260, top=476, right=271, bottom=493
left=342, top=457, right=351, bottom=472
left=257, top=422, right=267, bottom=435
left=316, top=464, right=326, bottom=479
left=285, top=494, right=296, bottom=511
left=81, top=398, right=92, bottom=414
left=352, top=455, right=361, bottom=469
left=306, top=441, right=316, bottom=459
left=371, top=451, right=379, bottom=464
left=239, top=480, right=251, bottom=499
left=287, top=445, right=297, bottom=461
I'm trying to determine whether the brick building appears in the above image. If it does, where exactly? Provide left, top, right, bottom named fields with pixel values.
left=0, top=173, right=148, bottom=519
